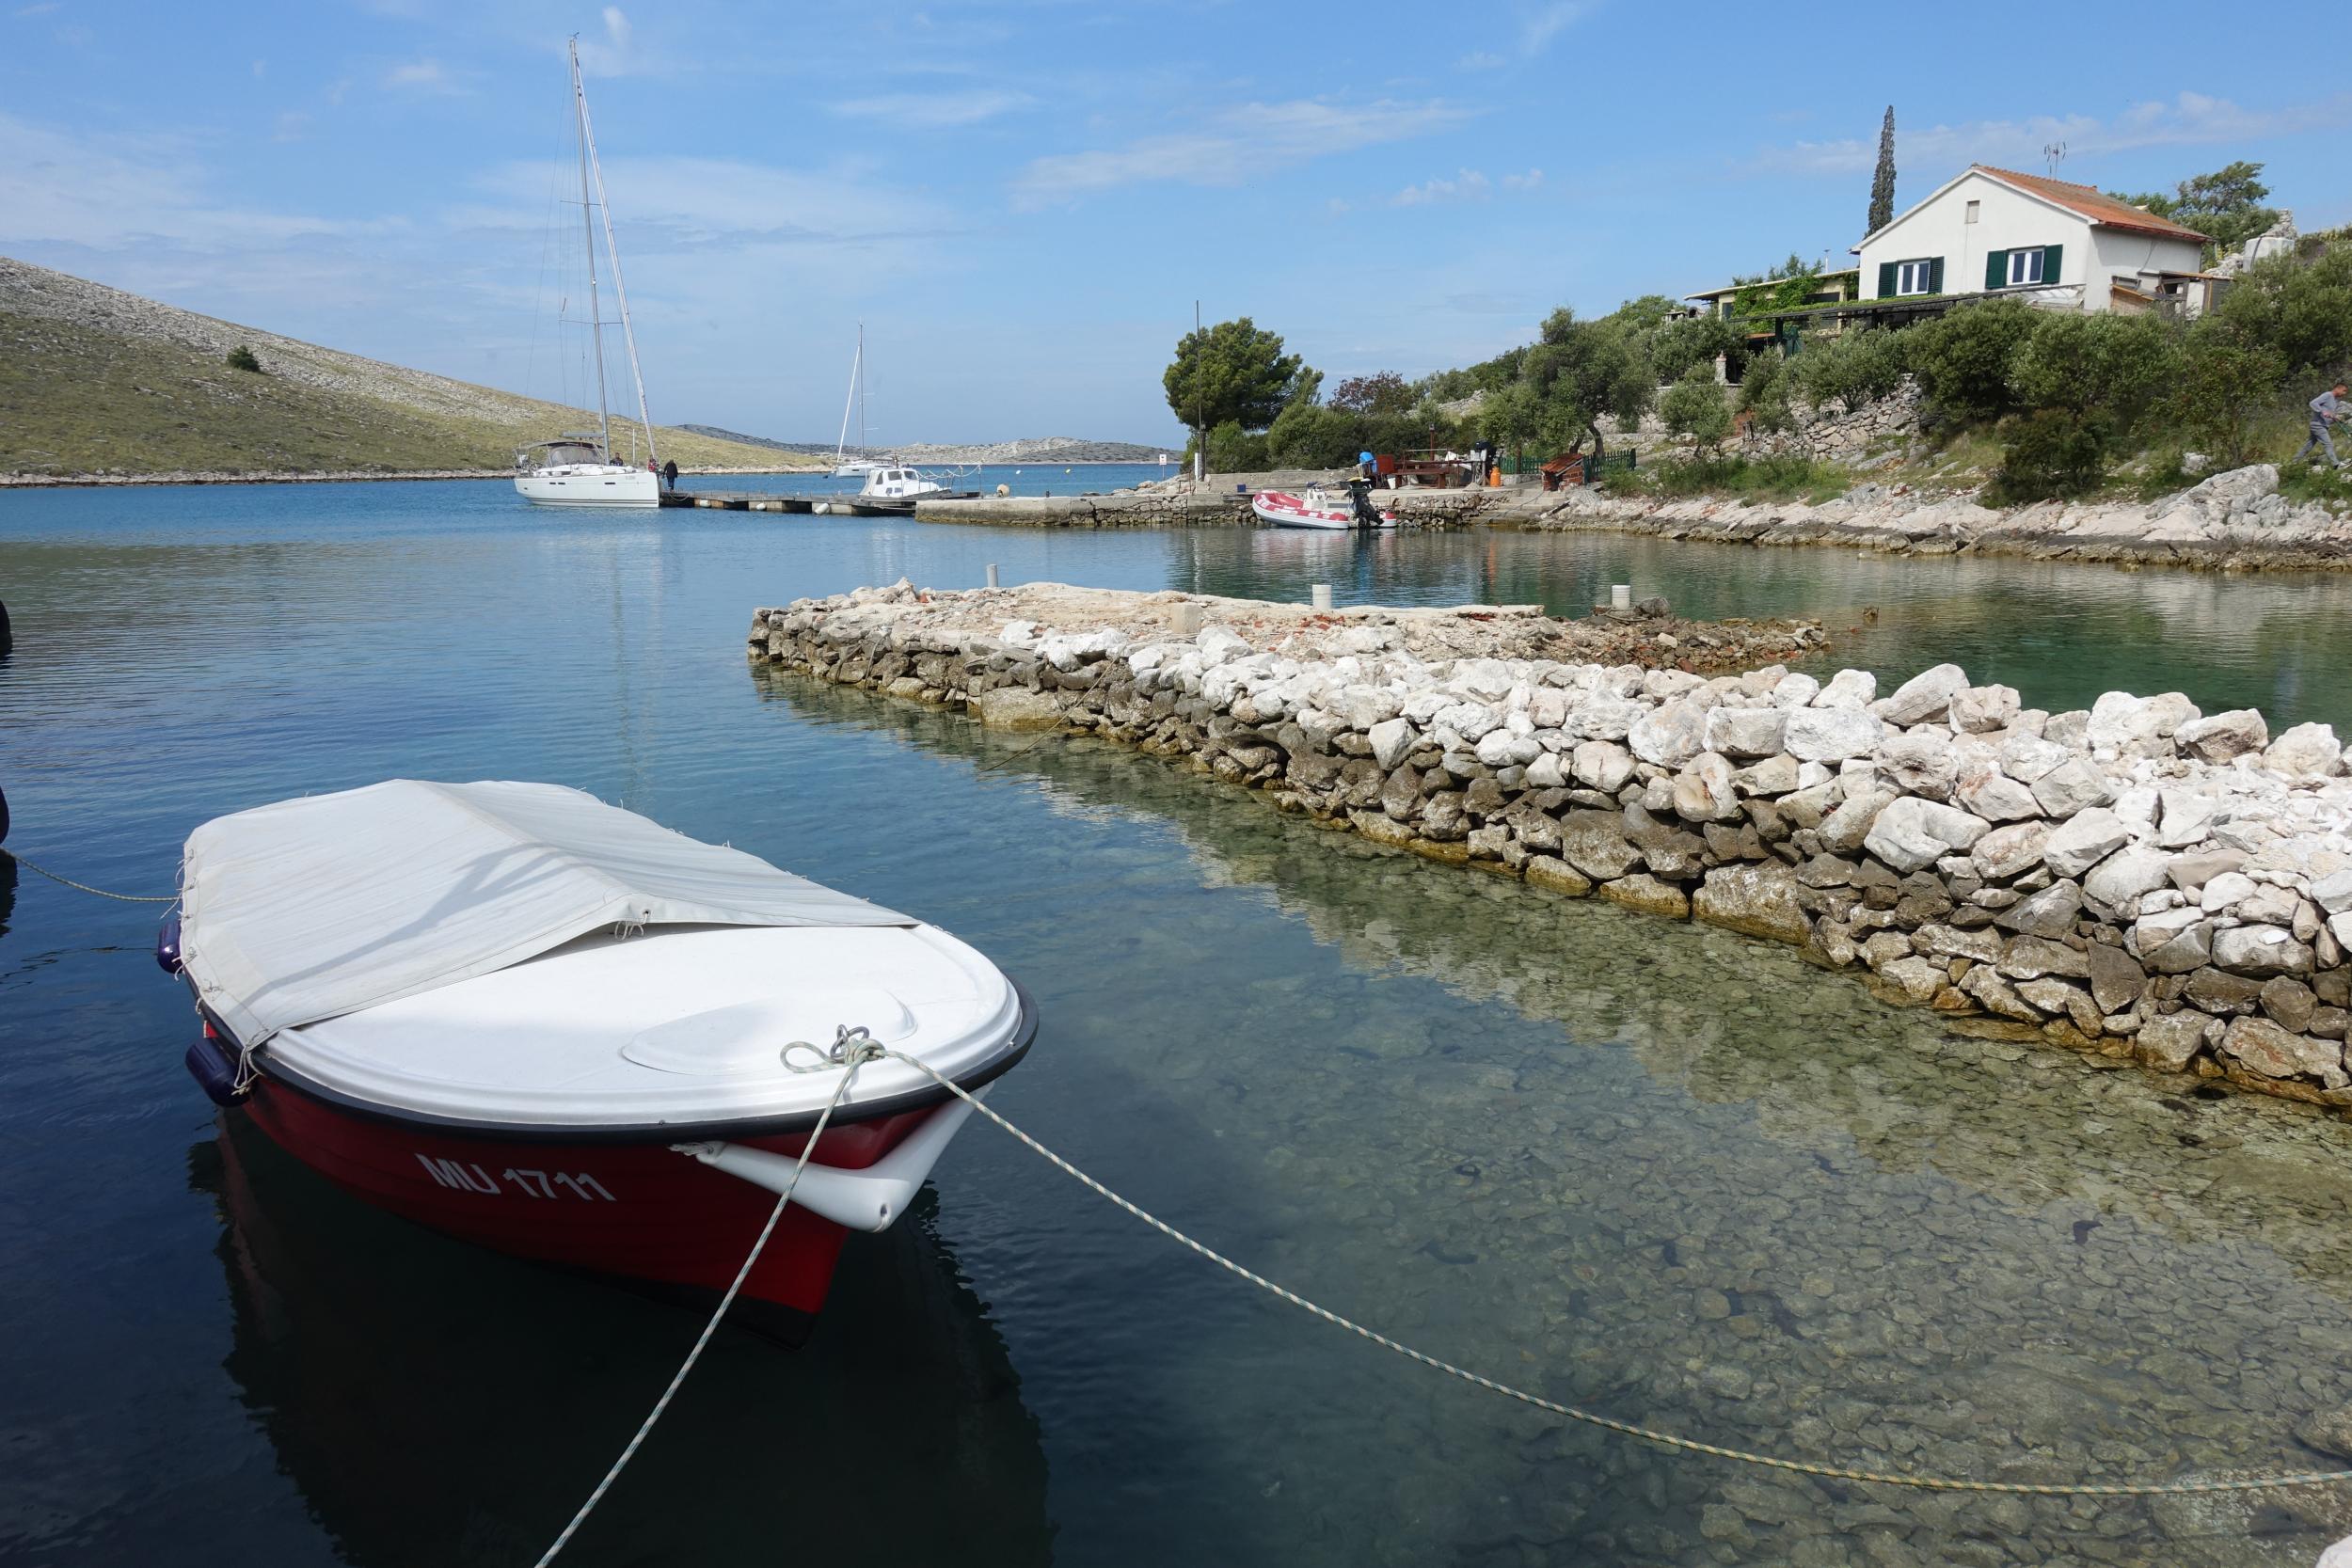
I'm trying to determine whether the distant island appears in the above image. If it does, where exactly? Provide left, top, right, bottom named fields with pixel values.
left=0, top=257, right=800, bottom=483
left=679, top=426, right=1168, bottom=466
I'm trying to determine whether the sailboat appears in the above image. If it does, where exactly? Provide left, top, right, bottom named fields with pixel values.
left=516, top=39, right=660, bottom=509
left=830, top=325, right=882, bottom=480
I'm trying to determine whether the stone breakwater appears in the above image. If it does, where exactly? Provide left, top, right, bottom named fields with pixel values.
left=752, top=580, right=2352, bottom=1111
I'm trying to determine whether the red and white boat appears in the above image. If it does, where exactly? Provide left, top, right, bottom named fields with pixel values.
left=161, top=780, right=1034, bottom=1345
left=1250, top=485, right=1397, bottom=531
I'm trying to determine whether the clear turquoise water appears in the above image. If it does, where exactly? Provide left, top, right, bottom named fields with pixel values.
left=8, top=481, right=2352, bottom=1567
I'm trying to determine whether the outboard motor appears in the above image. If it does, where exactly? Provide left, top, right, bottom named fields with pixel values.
left=1347, top=479, right=1381, bottom=531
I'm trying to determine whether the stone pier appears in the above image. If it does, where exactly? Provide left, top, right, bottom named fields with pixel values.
left=751, top=579, right=2352, bottom=1110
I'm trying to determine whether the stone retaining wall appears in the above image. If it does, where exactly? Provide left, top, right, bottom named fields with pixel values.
left=913, top=461, right=2352, bottom=575
left=750, top=581, right=2352, bottom=1112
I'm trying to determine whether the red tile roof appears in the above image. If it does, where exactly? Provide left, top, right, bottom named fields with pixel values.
left=1974, top=166, right=2211, bottom=242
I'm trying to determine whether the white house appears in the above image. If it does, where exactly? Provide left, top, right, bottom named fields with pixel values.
left=1853, top=165, right=2211, bottom=314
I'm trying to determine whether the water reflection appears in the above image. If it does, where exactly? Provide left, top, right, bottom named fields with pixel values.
left=194, top=1117, right=1051, bottom=1568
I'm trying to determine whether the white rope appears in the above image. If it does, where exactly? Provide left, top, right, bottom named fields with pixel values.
left=531, top=1029, right=882, bottom=1566
left=879, top=1050, right=2352, bottom=1499
left=0, top=847, right=179, bottom=903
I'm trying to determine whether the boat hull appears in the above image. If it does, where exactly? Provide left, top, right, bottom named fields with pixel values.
left=1250, top=491, right=1396, bottom=530
left=237, top=1075, right=953, bottom=1344
left=515, top=467, right=660, bottom=507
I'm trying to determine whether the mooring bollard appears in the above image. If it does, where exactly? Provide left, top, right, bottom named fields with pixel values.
left=1311, top=583, right=1333, bottom=610
left=1612, top=584, right=1632, bottom=610
left=1171, top=603, right=1203, bottom=636
left=986, top=563, right=1000, bottom=588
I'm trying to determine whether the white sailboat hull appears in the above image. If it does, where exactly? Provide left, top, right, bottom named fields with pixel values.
left=515, top=465, right=660, bottom=507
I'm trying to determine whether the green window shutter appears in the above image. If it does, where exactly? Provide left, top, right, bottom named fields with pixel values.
left=2041, top=243, right=2062, bottom=285
left=1877, top=261, right=1898, bottom=298
left=1986, top=250, right=2009, bottom=290
left=1928, top=257, right=1945, bottom=294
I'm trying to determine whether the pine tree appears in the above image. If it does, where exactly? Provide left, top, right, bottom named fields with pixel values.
left=1867, top=107, right=1897, bottom=234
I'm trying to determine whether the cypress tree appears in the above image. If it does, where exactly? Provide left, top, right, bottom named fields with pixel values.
left=1867, top=107, right=1897, bottom=233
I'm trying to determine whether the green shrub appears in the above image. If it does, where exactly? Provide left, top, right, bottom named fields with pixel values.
left=1735, top=351, right=1793, bottom=434
left=1986, top=411, right=2109, bottom=504
left=2167, top=323, right=2285, bottom=469
left=1659, top=367, right=1731, bottom=451
left=1204, top=420, right=1269, bottom=473
left=1622, top=452, right=1849, bottom=503
left=1903, top=299, right=2039, bottom=421
left=1263, top=402, right=1359, bottom=468
left=225, top=344, right=262, bottom=373
left=1787, top=328, right=1907, bottom=412
left=2008, top=310, right=2179, bottom=433
left=2211, top=244, right=2352, bottom=379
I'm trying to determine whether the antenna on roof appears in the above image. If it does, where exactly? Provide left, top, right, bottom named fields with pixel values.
left=2042, top=141, right=2067, bottom=178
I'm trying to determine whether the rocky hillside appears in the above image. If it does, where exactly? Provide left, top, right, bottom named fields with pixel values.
left=681, top=425, right=1165, bottom=466
left=0, top=257, right=806, bottom=480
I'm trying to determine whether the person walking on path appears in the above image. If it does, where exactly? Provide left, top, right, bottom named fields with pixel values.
left=2292, top=382, right=2351, bottom=467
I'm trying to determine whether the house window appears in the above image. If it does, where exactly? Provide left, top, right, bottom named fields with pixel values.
left=2009, top=247, right=2049, bottom=286
left=1965, top=199, right=1980, bottom=224
left=1896, top=260, right=1935, bottom=296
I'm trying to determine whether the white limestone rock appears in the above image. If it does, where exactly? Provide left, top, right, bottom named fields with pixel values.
left=2175, top=709, right=2268, bottom=763
left=1864, top=797, right=1992, bottom=874
left=2030, top=758, right=2116, bottom=819
left=1872, top=663, right=1969, bottom=726
left=1570, top=740, right=1636, bottom=794
left=1813, top=669, right=1878, bottom=710
left=2083, top=847, right=2174, bottom=911
left=1703, top=705, right=1788, bottom=760
left=1784, top=706, right=1885, bottom=764
left=1947, top=684, right=2021, bottom=735
left=2045, top=808, right=2131, bottom=878
left=2264, top=721, right=2344, bottom=781
left=1629, top=701, right=1712, bottom=768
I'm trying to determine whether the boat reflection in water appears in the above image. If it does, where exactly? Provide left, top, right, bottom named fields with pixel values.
left=194, top=1116, right=1052, bottom=1567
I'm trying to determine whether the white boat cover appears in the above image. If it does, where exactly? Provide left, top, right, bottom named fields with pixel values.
left=179, top=780, right=913, bottom=1048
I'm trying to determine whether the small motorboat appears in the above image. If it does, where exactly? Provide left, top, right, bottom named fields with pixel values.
left=1251, top=485, right=1397, bottom=531
left=161, top=780, right=1034, bottom=1344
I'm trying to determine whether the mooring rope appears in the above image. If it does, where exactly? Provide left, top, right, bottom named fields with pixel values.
left=531, top=1029, right=882, bottom=1566
left=0, top=847, right=178, bottom=904
left=879, top=1051, right=2352, bottom=1499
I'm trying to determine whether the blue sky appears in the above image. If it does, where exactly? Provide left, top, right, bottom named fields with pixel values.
left=4, top=1, right=2344, bottom=445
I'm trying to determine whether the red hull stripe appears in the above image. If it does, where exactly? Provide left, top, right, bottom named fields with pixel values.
left=240, top=1084, right=946, bottom=1320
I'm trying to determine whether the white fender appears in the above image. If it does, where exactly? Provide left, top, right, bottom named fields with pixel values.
left=674, top=1091, right=982, bottom=1232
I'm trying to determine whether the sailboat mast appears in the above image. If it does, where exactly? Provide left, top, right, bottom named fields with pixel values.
left=568, top=40, right=613, bottom=464
left=834, top=333, right=861, bottom=470
left=574, top=42, right=659, bottom=468
left=857, top=323, right=868, bottom=457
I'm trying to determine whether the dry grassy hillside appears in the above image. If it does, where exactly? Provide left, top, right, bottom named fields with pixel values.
left=0, top=257, right=808, bottom=479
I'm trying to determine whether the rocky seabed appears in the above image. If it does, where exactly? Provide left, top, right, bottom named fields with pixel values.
left=753, top=582, right=2352, bottom=1114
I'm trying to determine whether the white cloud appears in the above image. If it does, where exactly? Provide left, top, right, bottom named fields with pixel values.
left=250, top=58, right=265, bottom=78
left=1754, top=91, right=2352, bottom=177
left=272, top=111, right=311, bottom=143
left=0, top=111, right=399, bottom=251
left=1396, top=168, right=1489, bottom=205
left=384, top=58, right=462, bottom=94
left=1519, top=1, right=1596, bottom=53
left=1455, top=50, right=1504, bottom=71
left=574, top=7, right=646, bottom=77
left=834, top=89, right=1035, bottom=129
left=1014, top=98, right=1470, bottom=205
left=1392, top=166, right=1542, bottom=206
left=11, top=2, right=61, bottom=15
